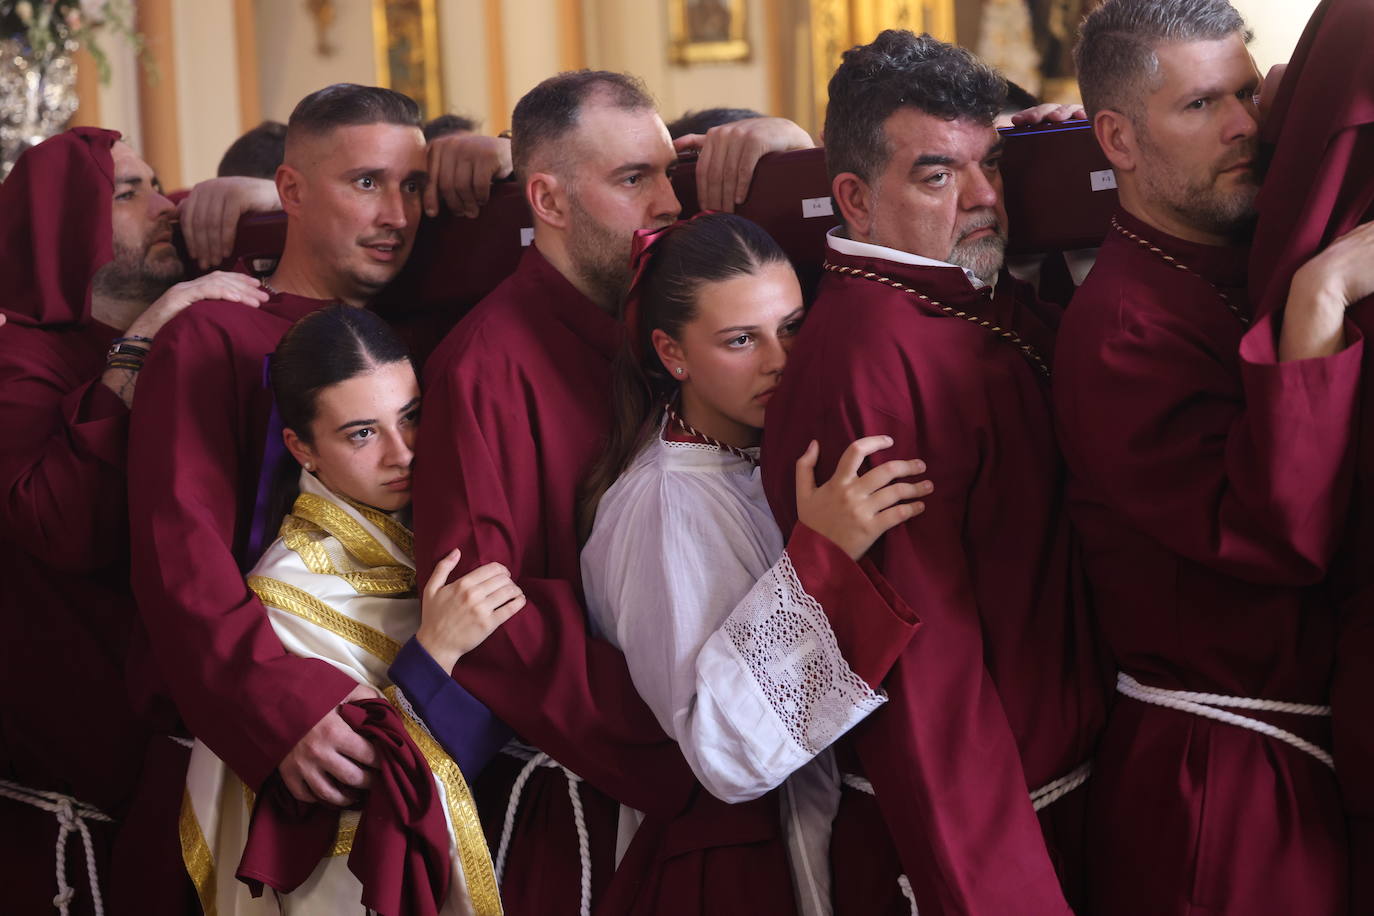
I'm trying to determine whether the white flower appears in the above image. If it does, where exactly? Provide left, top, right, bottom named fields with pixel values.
left=16, top=1, right=34, bottom=26
left=78, top=0, right=106, bottom=24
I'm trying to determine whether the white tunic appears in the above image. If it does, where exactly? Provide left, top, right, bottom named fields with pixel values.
left=179, top=471, right=501, bottom=916
left=580, top=430, right=887, bottom=916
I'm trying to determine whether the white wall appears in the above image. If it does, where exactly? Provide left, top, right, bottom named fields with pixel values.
left=1232, top=0, right=1321, bottom=71
left=254, top=0, right=378, bottom=123
left=172, top=0, right=243, bottom=182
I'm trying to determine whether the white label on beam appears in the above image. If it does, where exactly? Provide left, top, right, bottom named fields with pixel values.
left=802, top=196, right=834, bottom=218
left=1089, top=169, right=1118, bottom=192
left=520, top=227, right=534, bottom=246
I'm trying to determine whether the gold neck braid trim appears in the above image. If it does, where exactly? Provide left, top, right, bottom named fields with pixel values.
left=290, top=493, right=406, bottom=569
left=1109, top=217, right=1249, bottom=327
left=822, top=261, right=1050, bottom=379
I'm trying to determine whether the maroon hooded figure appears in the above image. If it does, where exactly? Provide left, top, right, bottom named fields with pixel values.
left=1248, top=0, right=1374, bottom=908
left=0, top=128, right=192, bottom=915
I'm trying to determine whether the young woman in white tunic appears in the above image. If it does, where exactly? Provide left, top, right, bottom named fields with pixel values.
left=577, top=214, right=931, bottom=915
left=180, top=306, right=524, bottom=916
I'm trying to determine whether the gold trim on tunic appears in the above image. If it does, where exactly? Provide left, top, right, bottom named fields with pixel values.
left=179, top=790, right=218, bottom=916
left=291, top=492, right=407, bottom=570
left=279, top=515, right=415, bottom=596
left=384, top=685, right=504, bottom=916
left=248, top=575, right=404, bottom=665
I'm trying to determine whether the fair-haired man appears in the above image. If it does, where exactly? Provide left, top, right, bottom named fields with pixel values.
left=407, top=70, right=806, bottom=914
left=128, top=84, right=431, bottom=847
left=1055, top=1, right=1374, bottom=913
left=761, top=29, right=1104, bottom=916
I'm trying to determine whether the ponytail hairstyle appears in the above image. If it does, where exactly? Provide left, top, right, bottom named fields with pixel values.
left=262, top=305, right=416, bottom=534
left=577, top=212, right=790, bottom=541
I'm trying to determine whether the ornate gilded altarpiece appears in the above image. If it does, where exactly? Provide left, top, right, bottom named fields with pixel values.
left=670, top=0, right=752, bottom=64
left=808, top=0, right=956, bottom=129
left=372, top=0, right=444, bottom=118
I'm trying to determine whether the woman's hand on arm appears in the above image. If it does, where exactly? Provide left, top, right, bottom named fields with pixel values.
left=795, top=435, right=932, bottom=561
left=416, top=549, right=526, bottom=674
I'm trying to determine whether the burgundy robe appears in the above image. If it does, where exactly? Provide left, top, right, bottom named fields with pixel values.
left=762, top=249, right=1105, bottom=915
left=127, top=290, right=359, bottom=793
left=1247, top=2, right=1374, bottom=904
left=1054, top=207, right=1361, bottom=916
left=0, top=127, right=193, bottom=916
left=411, top=245, right=796, bottom=915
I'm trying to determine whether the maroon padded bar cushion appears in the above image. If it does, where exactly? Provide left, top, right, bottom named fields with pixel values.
left=998, top=119, right=1118, bottom=255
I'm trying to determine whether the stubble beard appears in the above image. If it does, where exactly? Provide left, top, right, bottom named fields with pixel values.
left=1139, top=131, right=1259, bottom=242
left=567, top=190, right=635, bottom=312
left=91, top=225, right=185, bottom=305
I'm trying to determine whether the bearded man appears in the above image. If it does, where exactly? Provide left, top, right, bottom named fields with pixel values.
left=0, top=128, right=265, bottom=915
left=1054, top=1, right=1374, bottom=912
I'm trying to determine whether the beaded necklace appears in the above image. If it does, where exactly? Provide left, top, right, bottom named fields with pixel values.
left=1109, top=216, right=1250, bottom=327
left=822, top=261, right=1050, bottom=379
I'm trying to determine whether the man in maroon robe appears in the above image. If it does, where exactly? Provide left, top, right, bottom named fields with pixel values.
left=759, top=31, right=1104, bottom=916
left=1245, top=1, right=1374, bottom=909
left=0, top=128, right=270, bottom=915
left=1056, top=1, right=1374, bottom=913
left=126, top=84, right=431, bottom=908
left=411, top=71, right=808, bottom=915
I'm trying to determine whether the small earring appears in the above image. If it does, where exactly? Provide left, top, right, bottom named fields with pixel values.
left=675, top=367, right=685, bottom=377
left=305, top=463, right=315, bottom=471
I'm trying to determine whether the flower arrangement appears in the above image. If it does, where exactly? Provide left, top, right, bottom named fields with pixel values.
left=0, top=0, right=141, bottom=83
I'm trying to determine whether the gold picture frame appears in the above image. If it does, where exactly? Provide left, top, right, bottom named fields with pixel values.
left=372, top=0, right=445, bottom=119
left=669, top=0, right=751, bottom=65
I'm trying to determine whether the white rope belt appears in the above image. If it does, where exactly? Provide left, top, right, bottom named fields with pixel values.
left=839, top=759, right=1090, bottom=916
left=843, top=759, right=1091, bottom=813
left=1115, top=672, right=1334, bottom=769
left=495, top=744, right=591, bottom=916
left=0, top=778, right=114, bottom=916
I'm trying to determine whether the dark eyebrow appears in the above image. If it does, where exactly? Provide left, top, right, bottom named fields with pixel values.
left=984, top=139, right=1006, bottom=159
left=716, top=325, right=760, bottom=335
left=335, top=417, right=379, bottom=432
left=114, top=175, right=144, bottom=187
left=397, top=397, right=420, bottom=413
left=611, top=161, right=653, bottom=177
left=911, top=153, right=955, bottom=171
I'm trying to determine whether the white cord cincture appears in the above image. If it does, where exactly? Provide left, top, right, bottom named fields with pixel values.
left=0, top=778, right=114, bottom=916
left=496, top=744, right=593, bottom=916
left=1116, top=671, right=1333, bottom=769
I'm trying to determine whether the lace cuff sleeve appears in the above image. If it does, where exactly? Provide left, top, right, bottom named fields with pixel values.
left=719, top=551, right=886, bottom=756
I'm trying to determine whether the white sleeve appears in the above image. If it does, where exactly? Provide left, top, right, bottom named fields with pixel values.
left=581, top=468, right=884, bottom=804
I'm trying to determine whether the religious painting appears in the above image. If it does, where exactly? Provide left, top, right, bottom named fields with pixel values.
left=669, top=0, right=751, bottom=65
left=371, top=0, right=443, bottom=118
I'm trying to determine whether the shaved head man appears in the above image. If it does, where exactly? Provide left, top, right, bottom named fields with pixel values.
left=127, top=85, right=443, bottom=911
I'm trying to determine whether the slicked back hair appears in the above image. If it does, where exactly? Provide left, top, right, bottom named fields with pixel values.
left=1074, top=0, right=1253, bottom=121
left=824, top=30, right=1006, bottom=184
left=511, top=70, right=655, bottom=180
left=285, top=83, right=422, bottom=156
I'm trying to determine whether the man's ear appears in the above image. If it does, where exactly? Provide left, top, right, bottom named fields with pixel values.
left=832, top=172, right=875, bottom=242
left=1093, top=109, right=1139, bottom=173
left=282, top=427, right=315, bottom=471
left=277, top=164, right=305, bottom=216
left=527, top=171, right=570, bottom=230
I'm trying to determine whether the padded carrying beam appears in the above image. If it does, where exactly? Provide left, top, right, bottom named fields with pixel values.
left=176, top=120, right=1117, bottom=332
